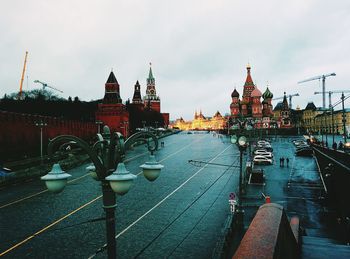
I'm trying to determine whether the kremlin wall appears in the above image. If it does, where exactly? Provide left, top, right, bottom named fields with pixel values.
left=0, top=65, right=169, bottom=162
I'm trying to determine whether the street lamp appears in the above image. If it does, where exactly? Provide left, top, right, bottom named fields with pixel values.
left=41, top=163, right=71, bottom=193
left=230, top=134, right=247, bottom=229
left=40, top=126, right=163, bottom=259
left=95, top=120, right=103, bottom=134
left=35, top=120, right=48, bottom=164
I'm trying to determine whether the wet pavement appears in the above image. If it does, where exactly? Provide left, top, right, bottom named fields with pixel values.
left=0, top=133, right=242, bottom=258
left=1, top=133, right=347, bottom=258
left=241, top=136, right=348, bottom=255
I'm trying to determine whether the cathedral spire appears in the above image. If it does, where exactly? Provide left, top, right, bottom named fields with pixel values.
left=244, top=64, right=254, bottom=89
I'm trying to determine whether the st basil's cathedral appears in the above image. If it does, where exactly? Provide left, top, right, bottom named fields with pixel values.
left=171, top=63, right=293, bottom=131
left=230, top=64, right=275, bottom=129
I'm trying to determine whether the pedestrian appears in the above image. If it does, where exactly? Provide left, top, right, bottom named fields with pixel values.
left=339, top=141, right=344, bottom=150
left=281, top=157, right=285, bottom=167
left=279, top=158, right=282, bottom=167
left=286, top=158, right=289, bottom=167
left=332, top=142, right=337, bottom=150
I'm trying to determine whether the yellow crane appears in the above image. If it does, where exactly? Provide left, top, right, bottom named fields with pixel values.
left=18, top=51, right=28, bottom=100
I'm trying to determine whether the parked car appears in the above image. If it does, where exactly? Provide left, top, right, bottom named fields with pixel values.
left=256, top=145, right=273, bottom=152
left=253, top=155, right=273, bottom=165
left=257, top=140, right=270, bottom=146
left=254, top=152, right=273, bottom=159
left=254, top=148, right=267, bottom=153
left=293, top=140, right=308, bottom=147
left=295, top=147, right=313, bottom=156
left=254, top=149, right=273, bottom=156
left=295, top=144, right=309, bottom=149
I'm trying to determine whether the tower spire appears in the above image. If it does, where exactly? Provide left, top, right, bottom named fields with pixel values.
left=144, top=63, right=161, bottom=112
left=148, top=62, right=154, bottom=81
left=132, top=80, right=142, bottom=104
left=103, top=71, right=122, bottom=104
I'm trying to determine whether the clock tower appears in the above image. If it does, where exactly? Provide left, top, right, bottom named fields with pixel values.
left=144, top=63, right=161, bottom=112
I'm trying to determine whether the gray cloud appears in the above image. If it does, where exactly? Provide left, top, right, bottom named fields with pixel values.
left=1, top=0, right=349, bottom=120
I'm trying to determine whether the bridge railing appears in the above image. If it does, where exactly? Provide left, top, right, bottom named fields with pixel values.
left=312, top=144, right=350, bottom=170
left=233, top=203, right=299, bottom=259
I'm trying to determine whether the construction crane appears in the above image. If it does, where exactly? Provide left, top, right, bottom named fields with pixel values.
left=18, top=51, right=28, bottom=100
left=314, top=90, right=350, bottom=108
left=33, top=80, right=63, bottom=93
left=298, top=73, right=336, bottom=109
left=273, top=93, right=299, bottom=109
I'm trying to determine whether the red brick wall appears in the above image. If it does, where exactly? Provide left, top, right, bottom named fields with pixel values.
left=162, top=113, right=170, bottom=128
left=0, top=111, right=97, bottom=161
left=95, top=103, right=130, bottom=137
left=151, top=101, right=161, bottom=113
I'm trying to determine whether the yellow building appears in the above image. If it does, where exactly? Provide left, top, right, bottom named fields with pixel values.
left=171, top=110, right=227, bottom=130
left=301, top=102, right=323, bottom=133
left=313, top=108, right=350, bottom=135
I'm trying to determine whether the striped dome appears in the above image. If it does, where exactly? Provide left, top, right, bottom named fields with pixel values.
left=262, top=87, right=273, bottom=99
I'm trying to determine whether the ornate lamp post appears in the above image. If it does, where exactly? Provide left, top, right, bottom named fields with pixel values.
left=35, top=120, right=48, bottom=164
left=230, top=134, right=247, bottom=229
left=41, top=126, right=163, bottom=259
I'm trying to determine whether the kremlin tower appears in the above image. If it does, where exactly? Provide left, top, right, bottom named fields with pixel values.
left=96, top=71, right=130, bottom=137
left=131, top=80, right=144, bottom=111
left=132, top=80, right=142, bottom=104
left=144, top=64, right=161, bottom=113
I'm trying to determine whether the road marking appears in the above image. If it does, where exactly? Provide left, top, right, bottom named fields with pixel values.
left=0, top=137, right=179, bottom=208
left=0, top=136, right=204, bottom=256
left=89, top=144, right=232, bottom=258
left=0, top=150, right=152, bottom=209
left=0, top=173, right=89, bottom=209
left=0, top=195, right=102, bottom=257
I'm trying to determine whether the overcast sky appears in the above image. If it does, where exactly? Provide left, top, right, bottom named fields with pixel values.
left=1, top=0, right=349, bottom=120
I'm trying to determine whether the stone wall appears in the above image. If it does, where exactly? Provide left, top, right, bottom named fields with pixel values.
left=0, top=111, right=97, bottom=162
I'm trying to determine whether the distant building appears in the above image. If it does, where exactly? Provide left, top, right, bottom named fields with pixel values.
left=170, top=110, right=227, bottom=130
left=272, top=92, right=295, bottom=128
left=301, top=102, right=323, bottom=133
left=313, top=108, right=350, bottom=135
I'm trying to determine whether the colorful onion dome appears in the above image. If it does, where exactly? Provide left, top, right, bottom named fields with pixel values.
left=262, top=87, right=273, bottom=99
left=251, top=86, right=262, bottom=97
left=231, top=88, right=240, bottom=98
